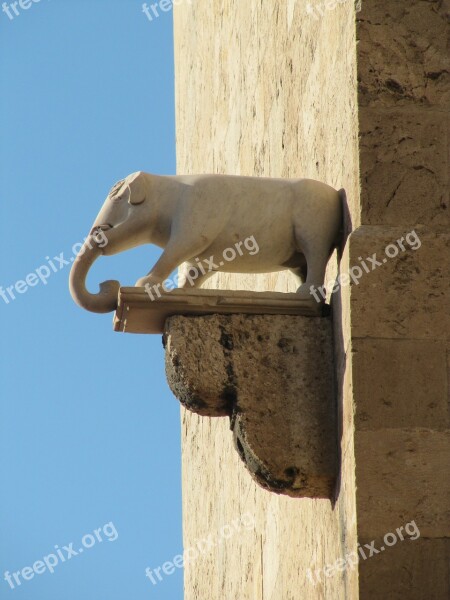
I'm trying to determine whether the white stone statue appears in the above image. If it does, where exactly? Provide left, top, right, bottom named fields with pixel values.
left=69, top=171, right=343, bottom=313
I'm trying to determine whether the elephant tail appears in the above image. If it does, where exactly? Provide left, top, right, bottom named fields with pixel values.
left=335, top=188, right=350, bottom=259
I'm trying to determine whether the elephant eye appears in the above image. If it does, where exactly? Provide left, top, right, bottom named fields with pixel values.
left=112, top=186, right=130, bottom=203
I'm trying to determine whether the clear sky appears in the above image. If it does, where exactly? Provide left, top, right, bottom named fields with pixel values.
left=0, top=1, right=183, bottom=598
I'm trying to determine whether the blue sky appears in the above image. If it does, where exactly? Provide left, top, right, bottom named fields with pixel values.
left=0, top=1, right=183, bottom=598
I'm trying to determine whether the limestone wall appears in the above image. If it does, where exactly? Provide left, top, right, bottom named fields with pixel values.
left=174, top=2, right=360, bottom=598
left=355, top=2, right=450, bottom=597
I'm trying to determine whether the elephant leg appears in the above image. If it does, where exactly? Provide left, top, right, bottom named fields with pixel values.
left=135, top=240, right=210, bottom=288
left=296, top=251, right=329, bottom=300
left=288, top=253, right=308, bottom=286
left=293, top=227, right=330, bottom=300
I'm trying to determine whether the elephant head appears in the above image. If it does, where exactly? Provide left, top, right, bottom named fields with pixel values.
left=69, top=171, right=150, bottom=314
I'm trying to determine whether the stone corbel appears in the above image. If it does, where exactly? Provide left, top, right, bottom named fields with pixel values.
left=114, top=288, right=338, bottom=499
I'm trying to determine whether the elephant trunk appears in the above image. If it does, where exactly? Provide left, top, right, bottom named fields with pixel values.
left=69, top=239, right=120, bottom=314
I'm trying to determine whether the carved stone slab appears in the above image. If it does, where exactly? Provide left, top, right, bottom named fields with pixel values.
left=113, top=287, right=325, bottom=334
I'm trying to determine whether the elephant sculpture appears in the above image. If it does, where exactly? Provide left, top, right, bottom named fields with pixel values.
left=69, top=171, right=344, bottom=313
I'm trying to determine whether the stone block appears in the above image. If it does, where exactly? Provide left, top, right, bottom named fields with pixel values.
left=359, top=538, right=450, bottom=600
left=359, top=108, right=449, bottom=226
left=358, top=0, right=450, bottom=108
left=352, top=338, right=449, bottom=430
left=355, top=429, right=450, bottom=538
left=349, top=227, right=450, bottom=340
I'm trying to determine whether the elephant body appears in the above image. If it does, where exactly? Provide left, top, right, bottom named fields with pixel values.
left=69, top=171, right=343, bottom=313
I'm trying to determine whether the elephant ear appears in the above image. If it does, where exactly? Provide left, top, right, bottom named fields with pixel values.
left=127, top=171, right=147, bottom=205
left=108, top=179, right=126, bottom=198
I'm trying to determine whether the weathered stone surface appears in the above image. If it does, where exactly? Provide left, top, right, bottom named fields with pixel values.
left=165, top=314, right=337, bottom=498
left=359, top=108, right=449, bottom=227
left=357, top=0, right=450, bottom=108
left=181, top=408, right=358, bottom=600
left=164, top=314, right=234, bottom=416
left=349, top=227, right=450, bottom=340
left=174, top=0, right=360, bottom=597
left=352, top=338, right=449, bottom=430
left=355, top=429, right=450, bottom=538
left=358, top=538, right=450, bottom=600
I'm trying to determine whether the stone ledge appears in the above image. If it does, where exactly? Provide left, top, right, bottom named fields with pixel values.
left=113, top=287, right=325, bottom=334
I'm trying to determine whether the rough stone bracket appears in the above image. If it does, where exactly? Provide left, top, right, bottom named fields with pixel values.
left=163, top=312, right=338, bottom=499
left=113, top=288, right=338, bottom=498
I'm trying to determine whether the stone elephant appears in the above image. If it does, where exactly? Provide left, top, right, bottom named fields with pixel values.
left=69, top=171, right=343, bottom=313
